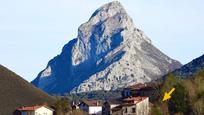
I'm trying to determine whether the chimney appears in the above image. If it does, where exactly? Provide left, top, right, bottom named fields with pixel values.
left=72, top=101, right=75, bottom=106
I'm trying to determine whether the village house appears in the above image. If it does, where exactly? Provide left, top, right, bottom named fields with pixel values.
left=102, top=96, right=149, bottom=115
left=121, top=83, right=161, bottom=101
left=14, top=104, right=54, bottom=115
left=101, top=83, right=154, bottom=115
left=79, top=100, right=103, bottom=115
left=122, top=97, right=149, bottom=115
left=71, top=100, right=80, bottom=110
left=110, top=105, right=123, bottom=115
left=102, top=99, right=121, bottom=115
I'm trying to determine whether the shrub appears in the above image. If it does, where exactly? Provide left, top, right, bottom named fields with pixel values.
left=150, top=105, right=163, bottom=115
left=53, top=97, right=72, bottom=115
left=160, top=73, right=178, bottom=95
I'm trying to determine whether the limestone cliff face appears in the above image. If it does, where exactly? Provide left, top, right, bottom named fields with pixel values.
left=32, top=1, right=181, bottom=94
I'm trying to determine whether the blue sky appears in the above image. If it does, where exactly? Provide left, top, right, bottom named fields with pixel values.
left=0, top=0, right=204, bottom=81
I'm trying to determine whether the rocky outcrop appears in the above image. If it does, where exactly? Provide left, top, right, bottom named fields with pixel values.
left=32, top=1, right=181, bottom=94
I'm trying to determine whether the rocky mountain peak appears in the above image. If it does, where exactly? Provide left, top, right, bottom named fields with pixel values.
left=78, top=1, right=135, bottom=44
left=90, top=1, right=125, bottom=20
left=32, top=1, right=182, bottom=94
left=75, top=1, right=151, bottom=66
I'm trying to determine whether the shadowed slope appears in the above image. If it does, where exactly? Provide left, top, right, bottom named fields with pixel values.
left=0, top=65, right=55, bottom=115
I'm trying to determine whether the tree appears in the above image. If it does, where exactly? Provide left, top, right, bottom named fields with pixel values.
left=53, top=97, right=72, bottom=115
left=168, top=83, right=191, bottom=114
left=161, top=73, right=178, bottom=95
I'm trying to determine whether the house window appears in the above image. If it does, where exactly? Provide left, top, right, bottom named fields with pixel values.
left=128, top=91, right=131, bottom=96
left=132, top=108, right=136, bottom=113
left=124, top=108, right=128, bottom=113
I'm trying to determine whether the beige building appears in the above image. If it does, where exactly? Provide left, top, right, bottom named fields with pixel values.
left=102, top=97, right=149, bottom=115
left=15, top=104, right=54, bottom=115
left=122, top=97, right=149, bottom=115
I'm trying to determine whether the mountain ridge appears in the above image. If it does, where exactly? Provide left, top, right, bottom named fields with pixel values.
left=173, top=54, right=204, bottom=78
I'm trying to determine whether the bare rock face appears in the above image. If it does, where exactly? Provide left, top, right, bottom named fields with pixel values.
left=32, top=1, right=181, bottom=94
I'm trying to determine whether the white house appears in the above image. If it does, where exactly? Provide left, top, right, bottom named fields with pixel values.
left=79, top=100, right=102, bottom=115
left=16, top=104, right=54, bottom=115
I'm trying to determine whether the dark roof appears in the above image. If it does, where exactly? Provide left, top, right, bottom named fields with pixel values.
left=111, top=105, right=123, bottom=112
left=105, top=99, right=122, bottom=105
left=125, top=82, right=162, bottom=90
left=122, top=96, right=148, bottom=105
left=80, top=100, right=103, bottom=106
left=121, top=103, right=135, bottom=107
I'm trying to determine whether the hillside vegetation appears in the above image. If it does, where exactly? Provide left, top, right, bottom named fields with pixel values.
left=66, top=89, right=122, bottom=101
left=52, top=97, right=87, bottom=115
left=151, top=70, right=204, bottom=115
left=0, top=65, right=56, bottom=115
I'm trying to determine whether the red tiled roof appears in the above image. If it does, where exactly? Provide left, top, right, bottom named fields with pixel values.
left=16, top=104, right=53, bottom=111
left=123, top=96, right=147, bottom=101
left=17, top=105, right=42, bottom=111
left=81, top=100, right=103, bottom=106
left=123, top=96, right=148, bottom=104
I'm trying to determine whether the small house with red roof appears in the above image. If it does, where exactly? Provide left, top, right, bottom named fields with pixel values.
left=122, top=82, right=162, bottom=101
left=102, top=96, right=149, bottom=115
left=79, top=100, right=103, bottom=115
left=14, top=104, right=54, bottom=115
